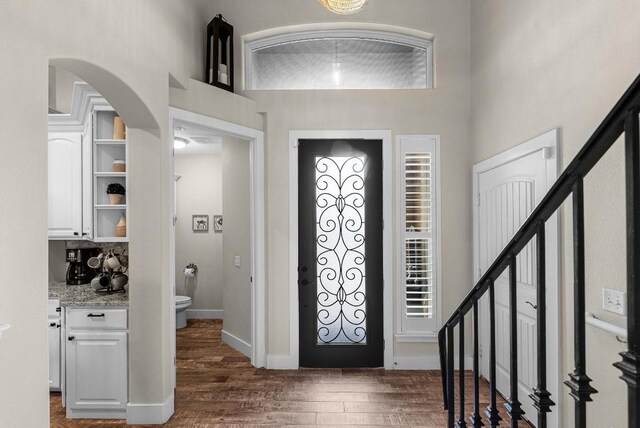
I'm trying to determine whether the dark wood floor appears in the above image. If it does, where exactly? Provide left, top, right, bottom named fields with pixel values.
left=51, top=319, right=529, bottom=427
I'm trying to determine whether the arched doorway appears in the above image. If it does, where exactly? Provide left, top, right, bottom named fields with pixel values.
left=47, top=58, right=174, bottom=424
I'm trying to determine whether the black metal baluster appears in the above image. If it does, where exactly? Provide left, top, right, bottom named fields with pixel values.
left=614, top=107, right=640, bottom=428
left=448, top=325, right=456, bottom=427
left=505, top=255, right=524, bottom=427
left=457, top=315, right=468, bottom=428
left=440, top=329, right=449, bottom=411
left=564, top=177, right=597, bottom=428
left=485, top=280, right=501, bottom=427
left=470, top=300, right=484, bottom=427
left=530, top=222, right=555, bottom=428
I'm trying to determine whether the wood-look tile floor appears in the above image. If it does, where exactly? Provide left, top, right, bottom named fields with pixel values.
left=51, top=320, right=531, bottom=427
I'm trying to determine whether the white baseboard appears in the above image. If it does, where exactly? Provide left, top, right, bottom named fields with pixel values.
left=186, top=309, right=224, bottom=319
left=393, top=355, right=474, bottom=370
left=266, top=354, right=297, bottom=369
left=126, top=392, right=174, bottom=425
left=221, top=329, right=252, bottom=358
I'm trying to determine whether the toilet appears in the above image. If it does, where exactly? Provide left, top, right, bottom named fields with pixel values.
left=175, top=295, right=192, bottom=329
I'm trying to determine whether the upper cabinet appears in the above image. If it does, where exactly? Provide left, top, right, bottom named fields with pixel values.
left=48, top=132, right=83, bottom=239
left=48, top=82, right=128, bottom=242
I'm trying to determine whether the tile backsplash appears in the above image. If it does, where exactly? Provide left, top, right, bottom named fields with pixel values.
left=48, top=240, right=129, bottom=283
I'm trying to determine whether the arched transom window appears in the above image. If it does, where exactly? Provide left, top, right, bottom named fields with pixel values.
left=245, top=29, right=433, bottom=90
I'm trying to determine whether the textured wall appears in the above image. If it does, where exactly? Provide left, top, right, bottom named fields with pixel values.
left=212, top=0, right=472, bottom=362
left=470, top=1, right=640, bottom=426
left=0, top=0, right=210, bottom=425
left=222, top=137, right=252, bottom=346
left=175, top=154, right=224, bottom=311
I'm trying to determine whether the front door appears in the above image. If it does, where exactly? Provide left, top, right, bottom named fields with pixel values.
left=298, top=139, right=384, bottom=368
left=475, top=133, right=559, bottom=427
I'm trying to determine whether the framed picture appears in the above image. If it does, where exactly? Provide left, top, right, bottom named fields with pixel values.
left=192, top=215, right=209, bottom=232
left=213, top=215, right=223, bottom=232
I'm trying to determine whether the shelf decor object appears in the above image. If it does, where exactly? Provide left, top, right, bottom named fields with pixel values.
left=115, top=214, right=127, bottom=237
left=112, top=159, right=126, bottom=172
left=206, top=14, right=234, bottom=92
left=113, top=116, right=126, bottom=140
left=318, top=0, right=369, bottom=15
left=106, top=182, right=126, bottom=205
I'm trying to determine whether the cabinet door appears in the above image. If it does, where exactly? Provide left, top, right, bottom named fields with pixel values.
left=66, top=330, right=127, bottom=413
left=48, top=132, right=82, bottom=239
left=48, top=321, right=61, bottom=389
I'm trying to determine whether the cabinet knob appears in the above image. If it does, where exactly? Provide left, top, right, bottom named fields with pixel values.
left=82, top=232, right=88, bottom=236
left=50, top=322, right=57, bottom=327
left=73, top=232, right=79, bottom=236
left=68, top=336, right=75, bottom=341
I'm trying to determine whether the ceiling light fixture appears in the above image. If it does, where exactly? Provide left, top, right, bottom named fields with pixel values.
left=318, top=0, right=369, bottom=15
left=174, top=137, right=190, bottom=149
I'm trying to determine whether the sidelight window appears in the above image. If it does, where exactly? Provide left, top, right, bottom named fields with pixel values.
left=396, top=135, right=440, bottom=339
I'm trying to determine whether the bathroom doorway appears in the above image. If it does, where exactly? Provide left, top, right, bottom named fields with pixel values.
left=168, top=108, right=265, bottom=392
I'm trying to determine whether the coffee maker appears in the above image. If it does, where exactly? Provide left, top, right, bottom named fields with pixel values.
left=66, top=248, right=100, bottom=285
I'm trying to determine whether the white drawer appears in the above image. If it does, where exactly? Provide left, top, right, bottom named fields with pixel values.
left=48, top=299, right=61, bottom=318
left=66, top=308, right=127, bottom=330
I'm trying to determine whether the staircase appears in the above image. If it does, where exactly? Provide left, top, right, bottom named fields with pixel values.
left=439, top=73, right=640, bottom=428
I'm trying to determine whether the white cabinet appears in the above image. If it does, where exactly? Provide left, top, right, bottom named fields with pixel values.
left=65, top=307, right=128, bottom=419
left=48, top=133, right=83, bottom=239
left=48, top=130, right=93, bottom=240
left=48, top=299, right=62, bottom=391
left=92, top=108, right=129, bottom=242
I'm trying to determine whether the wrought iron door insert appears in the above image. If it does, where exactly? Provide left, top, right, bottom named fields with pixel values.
left=299, top=139, right=383, bottom=368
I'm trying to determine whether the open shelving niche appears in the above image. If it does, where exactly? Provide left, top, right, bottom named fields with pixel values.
left=93, top=107, right=128, bottom=242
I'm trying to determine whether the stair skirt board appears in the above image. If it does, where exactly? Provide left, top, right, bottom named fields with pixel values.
left=126, top=393, right=174, bottom=425
left=186, top=309, right=224, bottom=319
left=221, top=329, right=252, bottom=358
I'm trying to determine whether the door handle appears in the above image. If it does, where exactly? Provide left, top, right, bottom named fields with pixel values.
left=525, top=301, right=537, bottom=310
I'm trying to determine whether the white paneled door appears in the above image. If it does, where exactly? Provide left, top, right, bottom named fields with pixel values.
left=474, top=131, right=559, bottom=428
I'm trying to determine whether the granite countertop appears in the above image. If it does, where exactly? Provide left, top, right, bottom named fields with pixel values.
left=49, top=282, right=129, bottom=307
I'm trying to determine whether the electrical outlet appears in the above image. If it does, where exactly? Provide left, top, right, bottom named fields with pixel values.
left=603, top=288, right=626, bottom=316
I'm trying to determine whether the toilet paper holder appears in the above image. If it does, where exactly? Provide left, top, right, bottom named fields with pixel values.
left=184, top=262, right=198, bottom=277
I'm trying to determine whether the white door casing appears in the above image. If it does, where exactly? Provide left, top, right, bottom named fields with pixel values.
left=168, top=107, right=266, bottom=392
left=473, top=129, right=560, bottom=428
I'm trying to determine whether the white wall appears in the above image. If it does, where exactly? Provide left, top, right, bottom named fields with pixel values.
left=0, top=1, right=211, bottom=426
left=221, top=136, right=252, bottom=346
left=212, top=0, right=472, bottom=361
left=175, top=154, right=224, bottom=311
left=470, top=1, right=640, bottom=426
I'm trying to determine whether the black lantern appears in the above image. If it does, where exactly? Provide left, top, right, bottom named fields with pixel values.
left=206, top=14, right=234, bottom=92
